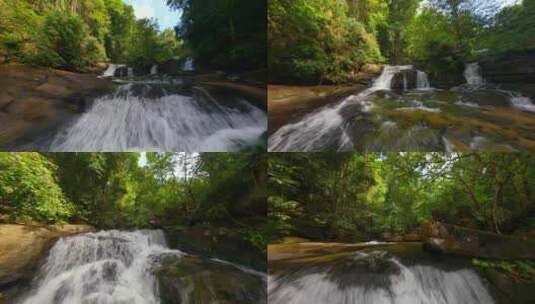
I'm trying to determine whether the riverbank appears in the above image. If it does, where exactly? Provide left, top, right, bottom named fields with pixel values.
left=0, top=64, right=114, bottom=148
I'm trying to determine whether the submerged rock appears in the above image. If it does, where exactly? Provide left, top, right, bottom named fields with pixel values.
left=157, top=256, right=266, bottom=304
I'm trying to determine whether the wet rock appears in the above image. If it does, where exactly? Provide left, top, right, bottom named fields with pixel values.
left=391, top=70, right=417, bottom=91
left=462, top=90, right=511, bottom=107
left=156, top=256, right=266, bottom=304
left=114, top=66, right=129, bottom=77
left=402, top=233, right=421, bottom=242
left=0, top=64, right=113, bottom=147
left=0, top=224, right=95, bottom=288
left=164, top=226, right=266, bottom=272
left=423, top=224, right=535, bottom=259
left=420, top=221, right=450, bottom=239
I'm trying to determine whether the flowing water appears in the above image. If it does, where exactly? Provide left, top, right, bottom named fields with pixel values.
left=268, top=243, right=496, bottom=304
left=10, top=73, right=266, bottom=151
left=101, top=64, right=126, bottom=78
left=464, top=62, right=485, bottom=87
left=182, top=58, right=194, bottom=71
left=17, top=230, right=181, bottom=304
left=269, top=64, right=535, bottom=152
left=150, top=64, right=158, bottom=75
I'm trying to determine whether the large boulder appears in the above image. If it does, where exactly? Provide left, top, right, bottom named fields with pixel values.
left=0, top=224, right=95, bottom=289
left=156, top=256, right=266, bottom=304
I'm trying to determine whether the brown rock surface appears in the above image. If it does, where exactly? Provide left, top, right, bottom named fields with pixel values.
left=0, top=224, right=95, bottom=287
left=0, top=64, right=113, bottom=147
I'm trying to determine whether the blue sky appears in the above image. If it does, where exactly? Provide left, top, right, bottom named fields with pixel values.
left=123, top=0, right=181, bottom=30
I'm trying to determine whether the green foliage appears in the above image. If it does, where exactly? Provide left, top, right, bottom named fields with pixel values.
left=268, top=153, right=381, bottom=240
left=473, top=259, right=535, bottom=282
left=269, top=0, right=384, bottom=84
left=41, top=11, right=100, bottom=70
left=168, top=0, right=266, bottom=71
left=0, top=0, right=185, bottom=71
left=476, top=0, right=535, bottom=55
left=0, top=153, right=73, bottom=222
left=268, top=153, right=535, bottom=241
left=268, top=0, right=535, bottom=83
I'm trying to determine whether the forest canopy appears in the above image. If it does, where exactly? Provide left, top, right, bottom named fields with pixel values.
left=0, top=152, right=267, bottom=249
left=268, top=0, right=535, bottom=84
left=0, top=0, right=185, bottom=71
left=167, top=0, right=267, bottom=71
left=268, top=153, right=535, bottom=241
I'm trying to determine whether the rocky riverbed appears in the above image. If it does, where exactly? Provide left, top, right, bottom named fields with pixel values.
left=0, top=64, right=113, bottom=148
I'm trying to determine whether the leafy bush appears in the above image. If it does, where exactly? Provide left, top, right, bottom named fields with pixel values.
left=0, top=153, right=73, bottom=222
left=268, top=0, right=384, bottom=84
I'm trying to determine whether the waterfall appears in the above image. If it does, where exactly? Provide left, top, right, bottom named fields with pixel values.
left=183, top=58, right=194, bottom=71
left=150, top=64, right=158, bottom=75
left=496, top=89, right=535, bottom=113
left=509, top=95, right=535, bottom=112
left=269, top=252, right=495, bottom=304
left=18, top=230, right=182, bottom=304
left=268, top=65, right=411, bottom=151
left=127, top=68, right=134, bottom=78
left=372, top=65, right=413, bottom=90
left=417, top=70, right=431, bottom=90
left=49, top=83, right=266, bottom=152
left=464, top=63, right=485, bottom=87
left=101, top=64, right=126, bottom=78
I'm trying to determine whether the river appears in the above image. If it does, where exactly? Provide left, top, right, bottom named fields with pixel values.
left=12, top=230, right=266, bottom=304
left=9, top=64, right=266, bottom=152
left=268, top=242, right=496, bottom=304
left=269, top=63, right=535, bottom=152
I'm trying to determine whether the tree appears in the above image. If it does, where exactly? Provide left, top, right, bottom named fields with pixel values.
left=168, top=0, right=266, bottom=71
left=0, top=153, right=73, bottom=222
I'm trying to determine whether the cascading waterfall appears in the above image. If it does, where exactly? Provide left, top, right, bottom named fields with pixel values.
left=417, top=70, right=431, bottom=90
left=497, top=89, right=535, bottom=113
left=150, top=64, right=158, bottom=75
left=101, top=64, right=126, bottom=78
left=463, top=62, right=535, bottom=112
left=127, top=68, right=134, bottom=78
left=268, top=65, right=412, bottom=152
left=183, top=58, right=194, bottom=71
left=464, top=62, right=485, bottom=87
left=49, top=83, right=266, bottom=152
left=18, top=230, right=181, bottom=304
left=269, top=251, right=495, bottom=304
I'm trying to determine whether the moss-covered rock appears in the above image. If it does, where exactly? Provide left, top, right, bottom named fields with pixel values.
left=156, top=256, right=266, bottom=304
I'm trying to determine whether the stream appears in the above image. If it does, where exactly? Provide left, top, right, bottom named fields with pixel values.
left=268, top=242, right=496, bottom=304
left=13, top=230, right=266, bottom=304
left=11, top=64, right=266, bottom=152
left=269, top=63, right=535, bottom=152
